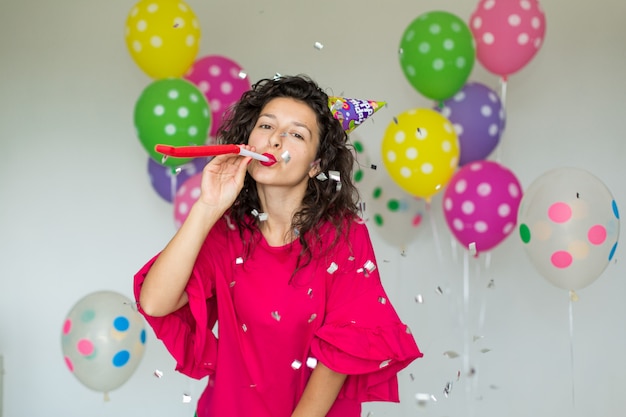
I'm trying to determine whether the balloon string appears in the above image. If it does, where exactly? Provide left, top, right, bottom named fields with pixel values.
left=462, top=250, right=473, bottom=416
left=103, top=392, right=110, bottom=402
left=568, top=291, right=576, bottom=407
left=426, top=200, right=443, bottom=264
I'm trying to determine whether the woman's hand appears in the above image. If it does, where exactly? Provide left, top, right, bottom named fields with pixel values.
left=197, top=145, right=253, bottom=212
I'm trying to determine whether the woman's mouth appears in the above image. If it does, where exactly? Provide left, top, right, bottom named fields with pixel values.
left=260, top=153, right=277, bottom=167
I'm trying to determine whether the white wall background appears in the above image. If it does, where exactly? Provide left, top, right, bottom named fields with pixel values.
left=1, top=0, right=625, bottom=416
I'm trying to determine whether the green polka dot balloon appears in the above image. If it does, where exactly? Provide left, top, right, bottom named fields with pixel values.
left=134, top=78, right=211, bottom=168
left=399, top=10, right=475, bottom=102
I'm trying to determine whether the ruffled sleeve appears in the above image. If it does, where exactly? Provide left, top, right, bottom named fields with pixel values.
left=133, top=232, right=221, bottom=380
left=310, top=220, right=423, bottom=403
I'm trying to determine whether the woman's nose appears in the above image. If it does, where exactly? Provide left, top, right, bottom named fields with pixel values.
left=269, top=131, right=287, bottom=147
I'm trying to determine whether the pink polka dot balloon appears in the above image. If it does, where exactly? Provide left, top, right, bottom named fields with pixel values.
left=470, top=0, right=546, bottom=78
left=443, top=160, right=522, bottom=255
left=174, top=172, right=202, bottom=228
left=184, top=55, right=251, bottom=139
left=518, top=167, right=620, bottom=290
left=61, top=291, right=146, bottom=395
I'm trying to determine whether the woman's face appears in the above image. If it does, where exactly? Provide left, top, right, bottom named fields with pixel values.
left=247, top=97, right=321, bottom=187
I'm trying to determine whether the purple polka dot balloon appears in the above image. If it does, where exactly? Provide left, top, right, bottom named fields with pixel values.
left=442, top=160, right=522, bottom=255
left=438, top=82, right=505, bottom=166
left=148, top=157, right=209, bottom=203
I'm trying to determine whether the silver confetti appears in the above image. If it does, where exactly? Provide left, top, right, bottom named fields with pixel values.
left=480, top=348, right=491, bottom=354
left=161, top=155, right=168, bottom=164
left=468, top=242, right=477, bottom=256
left=242, top=324, right=248, bottom=332
left=314, top=41, right=324, bottom=50
left=378, top=296, right=387, bottom=304
left=416, top=127, right=427, bottom=139
left=307, top=288, right=313, bottom=297
left=280, top=150, right=291, bottom=163
left=435, top=286, right=443, bottom=295
left=230, top=281, right=236, bottom=288
left=443, top=351, right=459, bottom=358
left=291, top=360, right=302, bottom=370
left=326, top=262, right=338, bottom=274
left=415, top=294, right=424, bottom=303
left=174, top=167, right=182, bottom=175
left=316, top=172, right=328, bottom=181
left=379, top=359, right=391, bottom=368
left=308, top=313, right=317, bottom=323
left=258, top=212, right=268, bottom=221
left=306, top=357, right=318, bottom=369
left=328, top=170, right=340, bottom=181
left=154, top=369, right=163, bottom=378
left=363, top=260, right=376, bottom=273
left=235, top=257, right=244, bottom=264
left=443, top=382, right=452, bottom=397
left=238, top=70, right=248, bottom=79
left=271, top=311, right=281, bottom=321
left=273, top=73, right=282, bottom=80
left=182, top=393, right=192, bottom=403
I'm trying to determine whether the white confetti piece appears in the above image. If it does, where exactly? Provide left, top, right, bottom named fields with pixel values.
left=235, top=257, right=244, bottom=265
left=271, top=311, right=281, bottom=321
left=154, top=369, right=163, bottom=378
left=281, top=150, right=291, bottom=163
left=363, top=260, right=376, bottom=273
left=379, top=359, right=391, bottom=368
left=326, top=262, right=338, bottom=274
left=316, top=172, right=328, bottom=181
left=314, top=41, right=324, bottom=50
left=415, top=294, right=424, bottom=303
left=291, top=360, right=302, bottom=370
left=468, top=242, right=477, bottom=256
left=182, top=393, right=192, bottom=403
left=306, top=357, right=318, bottom=369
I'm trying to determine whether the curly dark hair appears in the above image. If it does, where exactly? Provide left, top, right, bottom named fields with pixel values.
left=216, top=75, right=361, bottom=272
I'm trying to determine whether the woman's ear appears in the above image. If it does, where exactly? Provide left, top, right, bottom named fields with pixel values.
left=308, top=158, right=322, bottom=178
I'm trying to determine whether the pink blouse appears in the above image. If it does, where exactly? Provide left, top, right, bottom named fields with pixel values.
left=134, top=216, right=422, bottom=417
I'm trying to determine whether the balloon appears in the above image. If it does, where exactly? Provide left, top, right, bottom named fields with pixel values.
left=352, top=138, right=424, bottom=248
left=328, top=97, right=385, bottom=134
left=381, top=108, right=459, bottom=201
left=148, top=156, right=209, bottom=202
left=399, top=11, right=475, bottom=102
left=125, top=0, right=201, bottom=79
left=470, top=0, right=546, bottom=78
left=366, top=174, right=426, bottom=248
left=518, top=167, right=620, bottom=290
left=61, top=291, right=146, bottom=395
left=134, top=78, right=211, bottom=168
left=174, top=172, right=202, bottom=228
left=184, top=55, right=252, bottom=139
left=438, top=82, right=506, bottom=166
left=442, top=160, right=522, bottom=255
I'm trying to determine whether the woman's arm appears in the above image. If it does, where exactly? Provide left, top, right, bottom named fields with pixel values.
left=139, top=152, right=252, bottom=317
left=138, top=202, right=222, bottom=317
left=291, top=362, right=347, bottom=417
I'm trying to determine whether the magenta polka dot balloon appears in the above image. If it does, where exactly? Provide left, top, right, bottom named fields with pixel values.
left=443, top=160, right=522, bottom=255
left=470, top=0, right=546, bottom=77
left=518, top=167, right=620, bottom=290
left=173, top=172, right=202, bottom=228
left=184, top=55, right=251, bottom=139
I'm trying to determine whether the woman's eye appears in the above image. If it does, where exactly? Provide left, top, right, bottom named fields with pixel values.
left=292, top=132, right=304, bottom=140
left=258, top=124, right=272, bottom=129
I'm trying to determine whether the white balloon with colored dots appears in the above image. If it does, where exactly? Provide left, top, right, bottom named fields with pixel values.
left=518, top=167, right=620, bottom=291
left=61, top=291, right=146, bottom=398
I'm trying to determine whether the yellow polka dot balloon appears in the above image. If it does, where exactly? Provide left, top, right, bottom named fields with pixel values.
left=125, top=0, right=201, bottom=79
left=381, top=108, right=459, bottom=201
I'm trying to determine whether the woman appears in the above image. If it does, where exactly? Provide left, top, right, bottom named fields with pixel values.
left=134, top=75, right=422, bottom=417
